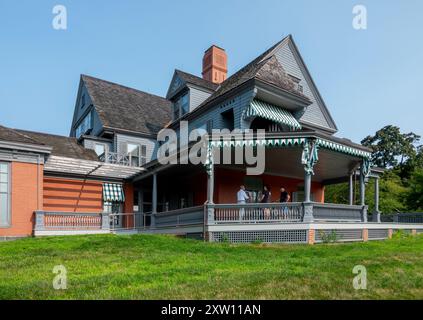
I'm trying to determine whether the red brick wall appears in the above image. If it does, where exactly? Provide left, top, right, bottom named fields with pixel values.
left=0, top=162, right=43, bottom=237
left=43, top=177, right=103, bottom=212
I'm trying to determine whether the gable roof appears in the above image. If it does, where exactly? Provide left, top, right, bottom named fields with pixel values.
left=81, top=75, right=172, bottom=136
left=178, top=35, right=337, bottom=134
left=175, top=70, right=219, bottom=92
left=0, top=125, right=43, bottom=146
left=195, top=35, right=309, bottom=110
left=14, top=129, right=98, bottom=161
left=166, top=69, right=218, bottom=99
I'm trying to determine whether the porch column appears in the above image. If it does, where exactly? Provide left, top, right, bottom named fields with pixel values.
left=151, top=173, right=157, bottom=227
left=304, top=171, right=311, bottom=203
left=205, top=143, right=215, bottom=227
left=372, top=177, right=381, bottom=223
left=207, top=164, right=214, bottom=204
left=349, top=173, right=354, bottom=205
left=359, top=165, right=366, bottom=206
left=301, top=140, right=318, bottom=223
left=359, top=163, right=368, bottom=222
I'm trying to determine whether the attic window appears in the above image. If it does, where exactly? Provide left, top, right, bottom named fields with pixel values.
left=288, top=74, right=303, bottom=93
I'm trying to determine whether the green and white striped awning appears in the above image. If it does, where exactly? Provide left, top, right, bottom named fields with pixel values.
left=316, top=139, right=372, bottom=158
left=103, top=183, right=125, bottom=202
left=209, top=137, right=305, bottom=148
left=243, top=99, right=302, bottom=131
left=208, top=137, right=371, bottom=159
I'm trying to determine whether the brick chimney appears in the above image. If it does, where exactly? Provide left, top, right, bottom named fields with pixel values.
left=202, top=45, right=227, bottom=84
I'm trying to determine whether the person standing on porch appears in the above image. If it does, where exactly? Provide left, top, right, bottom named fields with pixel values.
left=237, top=185, right=249, bottom=221
left=260, top=185, right=271, bottom=219
left=260, top=185, right=271, bottom=203
left=279, top=187, right=290, bottom=203
left=237, top=185, right=249, bottom=204
left=279, top=187, right=290, bottom=219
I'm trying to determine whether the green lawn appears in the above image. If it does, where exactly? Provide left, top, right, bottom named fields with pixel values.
left=1, top=233, right=423, bottom=299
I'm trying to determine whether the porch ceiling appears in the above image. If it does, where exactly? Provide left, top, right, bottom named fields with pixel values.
left=217, top=147, right=361, bottom=183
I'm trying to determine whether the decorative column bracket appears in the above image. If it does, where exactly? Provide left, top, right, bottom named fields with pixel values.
left=301, top=139, right=319, bottom=175
left=204, top=141, right=214, bottom=177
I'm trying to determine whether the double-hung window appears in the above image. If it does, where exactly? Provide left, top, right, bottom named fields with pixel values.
left=173, top=92, right=189, bottom=120
left=127, top=143, right=147, bottom=166
left=0, top=162, right=10, bottom=227
left=127, top=143, right=140, bottom=167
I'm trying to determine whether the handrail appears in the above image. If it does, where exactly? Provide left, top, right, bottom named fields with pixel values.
left=153, top=206, right=204, bottom=217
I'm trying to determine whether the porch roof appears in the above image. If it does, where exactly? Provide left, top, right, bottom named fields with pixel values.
left=44, top=156, right=144, bottom=180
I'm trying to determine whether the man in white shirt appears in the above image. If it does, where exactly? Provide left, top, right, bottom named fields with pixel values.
left=237, top=185, right=249, bottom=221
left=237, top=185, right=249, bottom=204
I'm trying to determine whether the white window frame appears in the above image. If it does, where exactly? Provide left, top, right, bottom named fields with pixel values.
left=94, top=143, right=106, bottom=156
left=127, top=143, right=141, bottom=167
left=0, top=162, right=11, bottom=228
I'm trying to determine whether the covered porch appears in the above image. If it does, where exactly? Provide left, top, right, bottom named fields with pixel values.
left=129, top=132, right=381, bottom=234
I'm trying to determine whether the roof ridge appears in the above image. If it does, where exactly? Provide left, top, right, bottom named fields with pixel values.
left=81, top=74, right=169, bottom=102
left=2, top=126, right=44, bottom=145
left=15, top=128, right=76, bottom=141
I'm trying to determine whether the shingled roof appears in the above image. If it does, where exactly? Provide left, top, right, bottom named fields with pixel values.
left=174, top=69, right=219, bottom=92
left=82, top=75, right=172, bottom=136
left=0, top=125, right=43, bottom=146
left=198, top=35, right=309, bottom=109
left=14, top=129, right=98, bottom=161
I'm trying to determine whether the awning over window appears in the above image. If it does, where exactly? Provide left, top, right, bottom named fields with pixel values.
left=243, top=99, right=302, bottom=131
left=103, top=183, right=125, bottom=202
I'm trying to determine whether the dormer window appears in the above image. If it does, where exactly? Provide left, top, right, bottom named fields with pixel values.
left=173, top=92, right=189, bottom=120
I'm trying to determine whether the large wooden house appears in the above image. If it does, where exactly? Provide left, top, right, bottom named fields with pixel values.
left=1, top=35, right=420, bottom=243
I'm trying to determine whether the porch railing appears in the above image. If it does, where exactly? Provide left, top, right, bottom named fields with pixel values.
left=208, top=203, right=304, bottom=224
left=99, top=151, right=131, bottom=166
left=206, top=202, right=368, bottom=224
left=34, top=211, right=109, bottom=230
left=154, top=206, right=204, bottom=228
left=312, top=203, right=365, bottom=222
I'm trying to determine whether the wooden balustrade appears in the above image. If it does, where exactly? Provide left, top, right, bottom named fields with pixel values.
left=209, top=203, right=304, bottom=224
left=35, top=211, right=105, bottom=230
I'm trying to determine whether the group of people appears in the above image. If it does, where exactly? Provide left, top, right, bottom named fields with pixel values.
left=237, top=185, right=290, bottom=204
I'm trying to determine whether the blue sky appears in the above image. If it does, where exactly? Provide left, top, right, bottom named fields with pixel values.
left=0, top=0, right=422, bottom=143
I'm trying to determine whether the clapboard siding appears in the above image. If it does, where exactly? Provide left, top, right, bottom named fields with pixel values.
left=43, top=177, right=103, bottom=212
left=189, top=87, right=213, bottom=111
left=114, top=133, right=156, bottom=163
left=274, top=41, right=332, bottom=131
left=188, top=88, right=255, bottom=132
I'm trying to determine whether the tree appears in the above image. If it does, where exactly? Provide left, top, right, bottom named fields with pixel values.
left=361, top=125, right=420, bottom=179
left=406, top=169, right=423, bottom=211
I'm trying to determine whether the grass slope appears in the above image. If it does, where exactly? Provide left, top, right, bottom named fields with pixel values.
left=0, top=233, right=423, bottom=299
